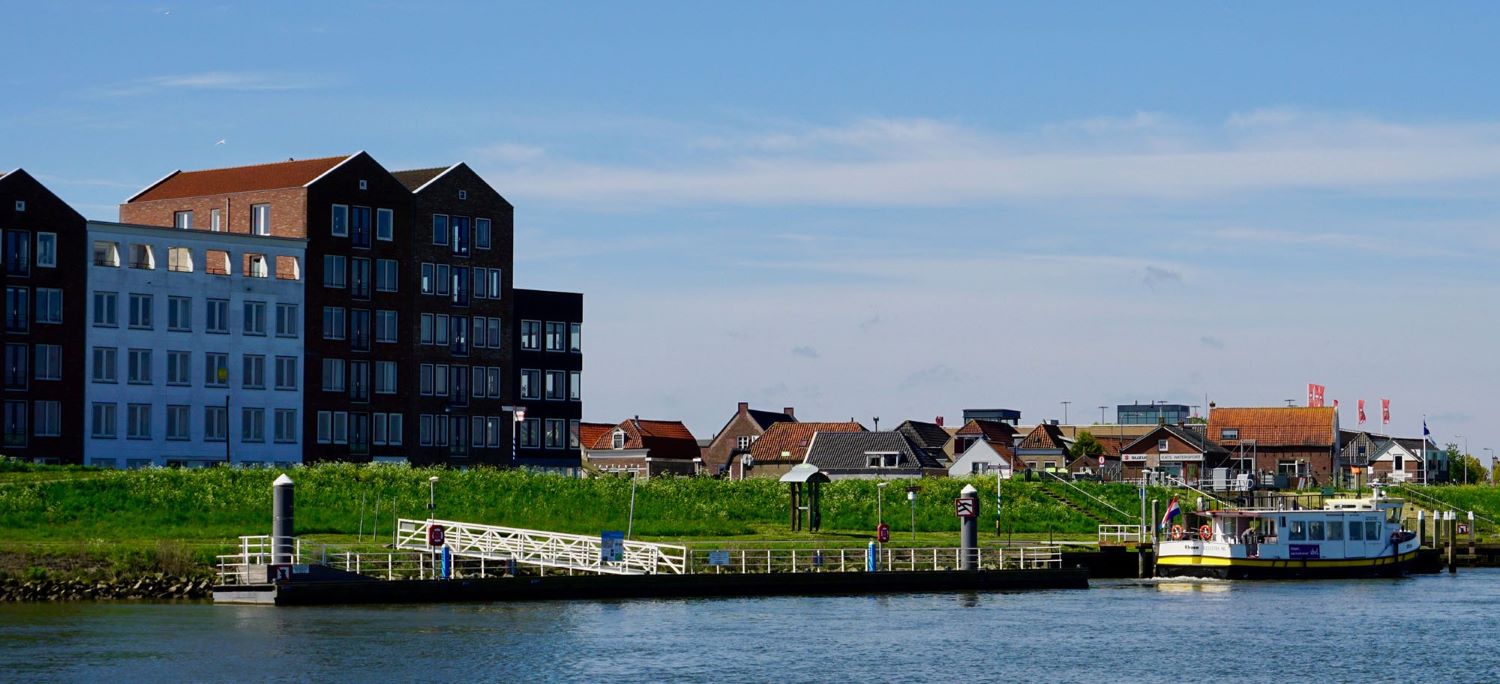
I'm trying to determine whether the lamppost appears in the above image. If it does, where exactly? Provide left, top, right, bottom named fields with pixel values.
left=1061, top=401, right=1071, bottom=425
left=427, top=475, right=439, bottom=579
left=1098, top=406, right=1108, bottom=425
left=1484, top=448, right=1495, bottom=485
left=1456, top=435, right=1470, bottom=484
left=906, top=486, right=920, bottom=541
left=876, top=481, right=888, bottom=548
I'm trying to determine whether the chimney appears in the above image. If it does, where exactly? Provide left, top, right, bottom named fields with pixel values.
left=935, top=416, right=944, bottom=426
left=783, top=406, right=795, bottom=418
left=737, top=402, right=749, bottom=414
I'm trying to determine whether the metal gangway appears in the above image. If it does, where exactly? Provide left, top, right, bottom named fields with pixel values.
left=395, top=519, right=689, bottom=576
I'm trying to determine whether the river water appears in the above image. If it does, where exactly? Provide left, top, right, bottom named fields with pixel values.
left=3, top=569, right=1498, bottom=683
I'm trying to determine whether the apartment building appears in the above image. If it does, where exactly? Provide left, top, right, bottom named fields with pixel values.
left=1, top=169, right=87, bottom=462
left=83, top=221, right=306, bottom=467
left=512, top=288, right=582, bottom=471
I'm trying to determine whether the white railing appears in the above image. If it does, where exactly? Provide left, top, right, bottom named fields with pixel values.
left=396, top=519, right=691, bottom=575
left=1098, top=524, right=1144, bottom=544
left=687, top=546, right=1063, bottom=574
left=215, top=535, right=301, bottom=585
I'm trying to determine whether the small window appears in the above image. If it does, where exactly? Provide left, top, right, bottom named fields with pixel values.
left=93, top=241, right=120, bottom=267
left=210, top=208, right=221, bottom=232
left=1289, top=520, right=1306, bottom=541
left=1157, top=439, right=1169, bottom=452
left=36, top=233, right=57, bottom=268
left=612, top=429, right=625, bottom=449
left=458, top=190, right=467, bottom=200
left=167, top=247, right=194, bottom=272
left=128, top=244, right=155, bottom=270
left=1220, top=428, right=1239, bottom=440
left=250, top=204, right=271, bottom=235
left=174, top=211, right=193, bottom=229
left=1308, top=520, right=1324, bottom=541
left=331, top=204, right=349, bottom=237
left=376, top=208, right=394, bottom=241
left=359, top=179, right=368, bottom=190
left=246, top=254, right=268, bottom=278
left=14, top=201, right=24, bottom=212
left=205, top=249, right=231, bottom=276
left=432, top=215, right=449, bottom=246
left=475, top=218, right=492, bottom=250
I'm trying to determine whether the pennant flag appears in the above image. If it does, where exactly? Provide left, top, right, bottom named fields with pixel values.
left=1306, top=383, right=1326, bottom=407
left=1423, top=419, right=1430, bottom=437
left=1333, top=399, right=1340, bottom=410
left=1358, top=399, right=1366, bottom=425
left=1381, top=398, right=1391, bottom=425
left=1160, top=497, right=1182, bottom=529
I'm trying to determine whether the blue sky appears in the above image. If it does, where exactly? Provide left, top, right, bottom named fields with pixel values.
left=5, top=2, right=1498, bottom=459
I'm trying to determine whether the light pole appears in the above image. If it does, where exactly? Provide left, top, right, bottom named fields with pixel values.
left=1098, top=406, right=1107, bottom=425
left=1061, top=401, right=1071, bottom=425
left=876, top=482, right=888, bottom=548
left=1456, top=435, right=1470, bottom=484
left=1484, top=448, right=1495, bottom=485
left=427, top=475, right=439, bottom=578
left=907, top=486, right=919, bottom=541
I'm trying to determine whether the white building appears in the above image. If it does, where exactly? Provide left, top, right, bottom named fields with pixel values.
left=948, top=438, right=1019, bottom=478
left=83, top=221, right=306, bottom=467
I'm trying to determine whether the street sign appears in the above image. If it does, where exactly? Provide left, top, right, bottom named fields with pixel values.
left=955, top=497, right=978, bottom=519
left=1458, top=523, right=1470, bottom=535
left=427, top=524, right=446, bottom=547
left=708, top=550, right=731, bottom=566
left=600, top=530, right=625, bottom=562
left=876, top=522, right=890, bottom=543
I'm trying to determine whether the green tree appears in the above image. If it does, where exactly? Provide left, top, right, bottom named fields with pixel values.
left=1070, top=430, right=1104, bottom=460
left=1447, top=443, right=1490, bottom=485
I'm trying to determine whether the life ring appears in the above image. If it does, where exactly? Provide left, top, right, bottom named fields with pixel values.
left=1170, top=525, right=1185, bottom=540
left=1199, top=525, right=1213, bottom=541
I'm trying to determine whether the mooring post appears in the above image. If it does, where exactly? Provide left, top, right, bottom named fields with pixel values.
left=1417, top=510, right=1425, bottom=547
left=959, top=484, right=980, bottom=570
left=272, top=474, right=295, bottom=565
left=1149, top=499, right=1159, bottom=578
left=1447, top=511, right=1457, bottom=574
left=1468, top=511, right=1476, bottom=564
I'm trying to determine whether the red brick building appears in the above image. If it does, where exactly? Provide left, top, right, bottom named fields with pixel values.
left=582, top=418, right=699, bottom=478
left=1207, top=406, right=1339, bottom=484
left=744, top=421, right=865, bottom=479
left=702, top=402, right=797, bottom=479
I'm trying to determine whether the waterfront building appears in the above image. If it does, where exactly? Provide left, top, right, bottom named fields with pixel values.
left=1116, top=402, right=1192, bottom=425
left=744, top=421, right=866, bottom=479
left=702, top=402, right=798, bottom=478
left=83, top=221, right=306, bottom=467
left=1207, top=406, right=1339, bottom=483
left=1, top=169, right=87, bottom=463
left=580, top=418, right=699, bottom=478
left=512, top=288, right=583, bottom=472
left=951, top=419, right=1017, bottom=456
left=1117, top=423, right=1227, bottom=483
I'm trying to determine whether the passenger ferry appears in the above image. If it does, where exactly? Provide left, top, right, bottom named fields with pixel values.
left=1156, top=486, right=1420, bottom=579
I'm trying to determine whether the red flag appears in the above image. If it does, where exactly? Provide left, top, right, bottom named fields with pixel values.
left=1358, top=399, right=1366, bottom=425
left=1381, top=398, right=1390, bottom=425
left=1306, top=383, right=1325, bottom=407
left=1333, top=399, right=1340, bottom=410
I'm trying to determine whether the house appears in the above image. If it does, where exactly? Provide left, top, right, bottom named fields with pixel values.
left=951, top=419, right=1018, bottom=456
left=581, top=418, right=700, bottom=478
left=744, top=421, right=865, bottom=479
left=1207, top=406, right=1339, bottom=484
left=895, top=419, right=954, bottom=466
left=1118, top=424, right=1229, bottom=483
left=1014, top=422, right=1071, bottom=472
left=1066, top=432, right=1132, bottom=480
left=510, top=288, right=583, bottom=472
left=947, top=429, right=1021, bottom=478
left=803, top=431, right=944, bottom=480
left=702, top=402, right=797, bottom=479
left=1370, top=436, right=1443, bottom=484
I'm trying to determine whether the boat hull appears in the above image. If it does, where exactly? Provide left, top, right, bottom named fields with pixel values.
left=1156, top=550, right=1418, bottom=580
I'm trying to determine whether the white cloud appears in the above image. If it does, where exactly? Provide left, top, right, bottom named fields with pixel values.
left=98, top=71, right=327, bottom=96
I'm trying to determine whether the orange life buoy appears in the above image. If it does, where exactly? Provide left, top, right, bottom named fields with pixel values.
left=1199, top=524, right=1212, bottom=541
left=1170, top=524, right=1185, bottom=540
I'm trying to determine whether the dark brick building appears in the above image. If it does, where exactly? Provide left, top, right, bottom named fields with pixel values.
left=512, top=288, right=582, bottom=471
left=1, top=169, right=87, bottom=462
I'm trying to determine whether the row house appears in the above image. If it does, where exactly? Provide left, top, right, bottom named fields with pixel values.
left=703, top=402, right=797, bottom=479
left=744, top=421, right=865, bottom=479
left=581, top=418, right=699, bottom=478
left=894, top=419, right=954, bottom=466
left=803, top=431, right=944, bottom=480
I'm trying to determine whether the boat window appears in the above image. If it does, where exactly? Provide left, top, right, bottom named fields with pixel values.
left=1289, top=520, right=1306, bottom=541
left=1365, top=520, right=1380, bottom=541
left=1350, top=521, right=1362, bottom=540
left=1262, top=518, right=1276, bottom=539
left=1308, top=521, right=1324, bottom=541
left=1327, top=519, right=1344, bottom=541
left=1386, top=508, right=1401, bottom=524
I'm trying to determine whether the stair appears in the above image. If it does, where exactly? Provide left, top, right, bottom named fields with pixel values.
left=1036, top=486, right=1112, bottom=526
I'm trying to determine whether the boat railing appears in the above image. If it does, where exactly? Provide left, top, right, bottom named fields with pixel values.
left=685, top=546, right=1063, bottom=574
left=1098, top=525, right=1145, bottom=545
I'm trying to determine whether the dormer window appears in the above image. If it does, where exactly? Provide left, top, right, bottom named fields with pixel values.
left=612, top=429, right=625, bottom=449
left=1220, top=428, right=1239, bottom=440
left=865, top=452, right=899, bottom=468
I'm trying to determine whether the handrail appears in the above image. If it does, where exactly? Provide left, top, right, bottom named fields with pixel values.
left=1389, top=484, right=1499, bottom=527
left=1160, top=474, right=1235, bottom=511
left=1039, top=469, right=1136, bottom=522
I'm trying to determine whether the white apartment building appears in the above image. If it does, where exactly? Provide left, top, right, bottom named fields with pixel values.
left=83, top=221, right=306, bottom=467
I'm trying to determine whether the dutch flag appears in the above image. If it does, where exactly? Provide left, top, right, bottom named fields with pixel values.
left=1160, top=497, right=1182, bottom=529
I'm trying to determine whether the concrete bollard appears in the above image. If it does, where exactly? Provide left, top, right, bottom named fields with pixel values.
left=959, top=484, right=980, bottom=571
left=273, top=474, right=295, bottom=564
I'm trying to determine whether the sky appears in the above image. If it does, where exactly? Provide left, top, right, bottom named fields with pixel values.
left=4, top=2, right=1498, bottom=460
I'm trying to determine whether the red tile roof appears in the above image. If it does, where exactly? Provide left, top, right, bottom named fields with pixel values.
left=577, top=422, right=616, bottom=451
left=1208, top=407, right=1337, bottom=447
left=956, top=419, right=1017, bottom=443
left=585, top=419, right=699, bottom=461
left=129, top=154, right=353, bottom=202
left=1018, top=423, right=1069, bottom=450
left=749, top=421, right=865, bottom=464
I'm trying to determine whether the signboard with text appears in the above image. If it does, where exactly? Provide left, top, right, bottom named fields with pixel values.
left=600, top=531, right=625, bottom=562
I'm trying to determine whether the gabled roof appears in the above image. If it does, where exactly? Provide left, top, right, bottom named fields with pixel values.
left=748, top=408, right=798, bottom=430
left=586, top=418, right=699, bottom=461
left=391, top=164, right=459, bottom=192
left=956, top=419, right=1017, bottom=443
left=750, top=421, right=865, bottom=464
left=804, top=432, right=942, bottom=471
left=127, top=154, right=357, bottom=202
left=0, top=169, right=85, bottom=223
left=1208, top=407, right=1337, bottom=447
left=577, top=422, right=616, bottom=451
left=1122, top=424, right=1229, bottom=456
left=896, top=420, right=952, bottom=451
left=1018, top=423, right=1069, bottom=451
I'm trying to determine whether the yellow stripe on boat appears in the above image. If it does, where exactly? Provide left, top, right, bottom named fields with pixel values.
left=1156, top=551, right=1418, bottom=569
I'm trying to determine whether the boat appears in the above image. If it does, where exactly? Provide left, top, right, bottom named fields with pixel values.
left=1155, top=485, right=1420, bottom=579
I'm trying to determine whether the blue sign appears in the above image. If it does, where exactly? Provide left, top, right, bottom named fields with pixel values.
left=708, top=550, right=731, bottom=566
left=1289, top=544, right=1321, bottom=560
left=600, top=531, right=625, bottom=562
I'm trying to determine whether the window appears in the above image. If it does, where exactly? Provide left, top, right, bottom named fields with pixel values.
left=4, top=401, right=25, bottom=447
left=421, top=263, right=434, bottom=294
left=165, top=405, right=190, bottom=440
left=92, top=240, right=119, bottom=267
left=333, top=412, right=349, bottom=444
left=386, top=413, right=403, bottom=446
left=28, top=288, right=59, bottom=326
left=247, top=254, right=268, bottom=278
left=1220, top=428, right=1239, bottom=440
left=242, top=354, right=266, bottom=389
left=273, top=356, right=298, bottom=390
left=471, top=416, right=486, bottom=448
left=350, top=309, right=370, bottom=351
left=91, top=403, right=117, bottom=439
left=323, top=255, right=346, bottom=289
left=377, top=208, right=394, bottom=241
left=474, top=269, right=488, bottom=300
left=487, top=367, right=501, bottom=398
left=451, top=266, right=470, bottom=306
left=472, top=367, right=485, bottom=398
left=243, top=301, right=266, bottom=335
left=167, top=296, right=191, bottom=331
left=206, top=299, right=229, bottom=333
left=317, top=411, right=332, bottom=444
left=93, top=291, right=117, bottom=327
left=127, top=404, right=151, bottom=440
left=1365, top=520, right=1380, bottom=541
left=331, top=204, right=349, bottom=237
left=435, top=315, right=449, bottom=346
left=322, top=358, right=346, bottom=392
left=490, top=417, right=505, bottom=448
left=545, top=419, right=566, bottom=449
left=489, top=269, right=501, bottom=299
left=473, top=317, right=486, bottom=349
left=450, top=365, right=468, bottom=406
left=865, top=453, right=900, bottom=468
left=1308, top=521, right=1325, bottom=541
left=419, top=364, right=433, bottom=395
left=351, top=206, right=371, bottom=248
left=432, top=214, right=449, bottom=246
left=1157, top=439, right=1169, bottom=452
left=350, top=258, right=371, bottom=300
left=242, top=408, right=265, bottom=443
left=276, top=304, right=298, bottom=337
left=1327, top=519, right=1344, bottom=541
left=127, top=294, right=152, bottom=329
left=433, top=364, right=449, bottom=397
left=521, top=320, right=541, bottom=350
left=420, top=313, right=433, bottom=345
left=205, top=352, right=229, bottom=386
left=166, top=351, right=191, bottom=386
left=375, top=259, right=398, bottom=292
left=436, top=264, right=450, bottom=296
left=374, top=360, right=397, bottom=394
left=1289, top=520, right=1306, bottom=541
left=36, top=233, right=56, bottom=268
left=419, top=414, right=433, bottom=446
left=274, top=409, right=297, bottom=443
left=570, top=420, right=581, bottom=449
left=3, top=344, right=26, bottom=389
left=545, top=322, right=565, bottom=351
left=33, top=400, right=60, bottom=437
left=570, top=323, right=581, bottom=353
left=521, top=419, right=541, bottom=449
left=5, top=230, right=30, bottom=276
left=128, top=244, right=155, bottom=270
left=322, top=307, right=346, bottom=340
left=205, top=405, right=228, bottom=442
left=545, top=370, right=566, bottom=401
left=250, top=204, right=271, bottom=235
left=4, top=287, right=27, bottom=333
left=375, top=310, right=397, bottom=343
left=450, top=315, right=468, bottom=355
left=737, top=436, right=751, bottom=450
left=210, top=208, right=221, bottom=232
left=91, top=347, right=117, bottom=383
left=127, top=349, right=152, bottom=385
left=520, top=369, right=540, bottom=400
left=205, top=249, right=231, bottom=276
left=451, top=216, right=470, bottom=257
left=488, top=318, right=502, bottom=349
left=34, top=344, right=60, bottom=381
left=570, top=371, right=581, bottom=401
left=476, top=218, right=492, bottom=250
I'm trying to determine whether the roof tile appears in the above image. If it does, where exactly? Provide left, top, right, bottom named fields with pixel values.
left=130, top=154, right=352, bottom=202
left=750, top=421, right=865, bottom=463
left=1208, top=407, right=1337, bottom=447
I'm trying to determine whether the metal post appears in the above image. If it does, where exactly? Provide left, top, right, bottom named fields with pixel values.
left=959, top=484, right=979, bottom=570
left=224, top=394, right=231, bottom=465
left=428, top=475, right=439, bottom=578
left=1447, top=511, right=1456, bottom=574
left=908, top=489, right=917, bottom=541
left=626, top=474, right=638, bottom=539
left=1149, top=499, right=1159, bottom=578
left=272, top=474, right=294, bottom=564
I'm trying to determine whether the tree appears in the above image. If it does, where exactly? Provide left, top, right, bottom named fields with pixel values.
left=1070, top=430, right=1104, bottom=461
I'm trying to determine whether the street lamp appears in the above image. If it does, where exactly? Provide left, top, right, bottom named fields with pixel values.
left=1098, top=406, right=1108, bottom=425
left=1484, top=448, right=1495, bottom=485
left=906, top=486, right=920, bottom=541
left=876, top=481, right=888, bottom=545
left=1061, top=401, right=1071, bottom=425
left=427, top=475, right=439, bottom=580
left=1456, top=435, right=1468, bottom=484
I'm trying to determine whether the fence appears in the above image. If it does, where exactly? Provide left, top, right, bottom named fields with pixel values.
left=1097, top=525, right=1144, bottom=545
